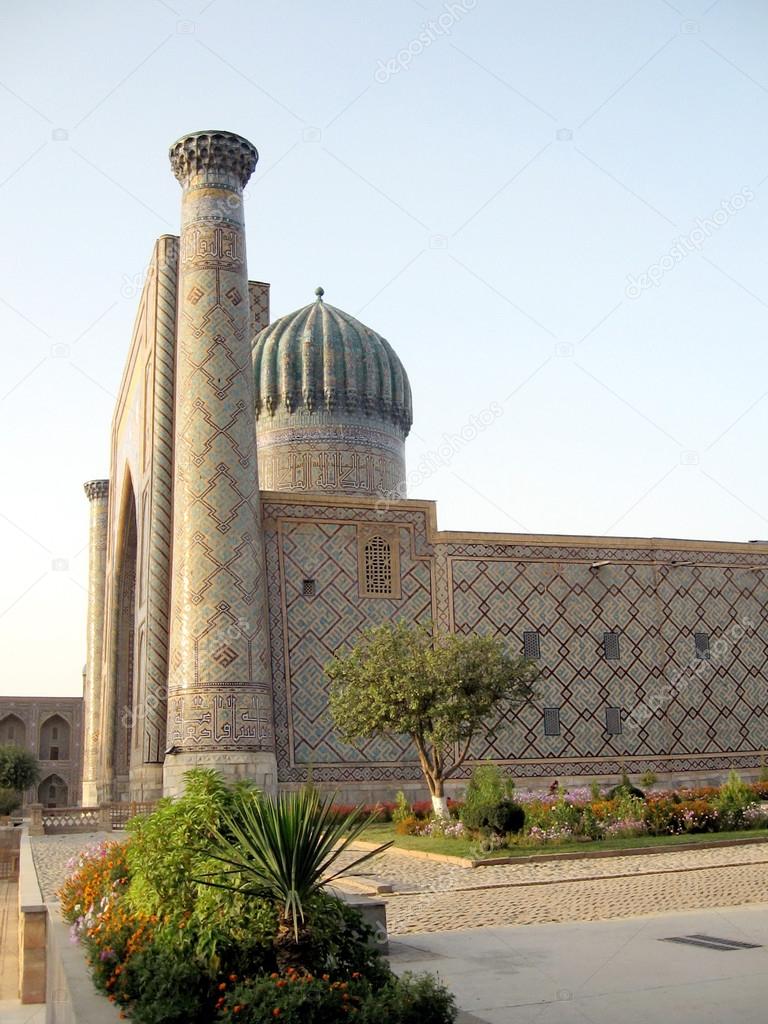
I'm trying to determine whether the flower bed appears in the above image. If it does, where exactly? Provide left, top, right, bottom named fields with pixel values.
left=377, top=771, right=768, bottom=857
left=59, top=771, right=456, bottom=1024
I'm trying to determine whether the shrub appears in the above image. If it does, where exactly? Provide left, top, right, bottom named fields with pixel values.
left=0, top=787, right=21, bottom=816
left=462, top=797, right=524, bottom=836
left=607, top=772, right=645, bottom=801
left=460, top=764, right=521, bottom=836
left=394, top=815, right=420, bottom=836
left=639, top=771, right=658, bottom=790
left=0, top=744, right=39, bottom=791
left=392, top=791, right=411, bottom=826
left=219, top=968, right=456, bottom=1023
left=714, top=770, right=752, bottom=829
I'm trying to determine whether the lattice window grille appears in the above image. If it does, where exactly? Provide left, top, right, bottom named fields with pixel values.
left=694, top=632, right=711, bottom=660
left=364, top=536, right=393, bottom=595
left=605, top=707, right=622, bottom=735
left=543, top=707, right=560, bottom=736
left=302, top=578, right=316, bottom=597
left=603, top=632, right=621, bottom=661
left=523, top=630, right=541, bottom=660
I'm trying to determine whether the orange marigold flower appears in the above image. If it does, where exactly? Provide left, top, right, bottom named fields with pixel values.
left=218, top=982, right=227, bottom=991
left=229, top=974, right=238, bottom=982
left=273, top=1009, right=281, bottom=1018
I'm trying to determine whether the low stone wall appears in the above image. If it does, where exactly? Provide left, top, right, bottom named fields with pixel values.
left=45, top=903, right=122, bottom=1024
left=18, top=829, right=46, bottom=1003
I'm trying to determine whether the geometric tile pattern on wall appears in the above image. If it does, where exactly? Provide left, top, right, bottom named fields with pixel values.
left=262, top=501, right=768, bottom=784
left=449, top=548, right=768, bottom=778
left=264, top=502, right=434, bottom=782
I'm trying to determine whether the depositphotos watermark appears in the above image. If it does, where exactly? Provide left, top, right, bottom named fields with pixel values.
left=374, top=0, right=477, bottom=83
left=624, top=614, right=755, bottom=734
left=625, top=187, right=754, bottom=299
left=376, top=400, right=503, bottom=512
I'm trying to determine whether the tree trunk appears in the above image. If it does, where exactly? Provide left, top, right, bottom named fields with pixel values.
left=274, top=916, right=314, bottom=973
left=431, top=794, right=449, bottom=818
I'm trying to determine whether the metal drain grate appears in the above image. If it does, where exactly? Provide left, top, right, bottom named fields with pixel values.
left=661, top=934, right=761, bottom=952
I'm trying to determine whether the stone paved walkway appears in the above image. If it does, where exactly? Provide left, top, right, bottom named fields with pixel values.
left=337, top=842, right=768, bottom=933
left=30, top=832, right=768, bottom=937
left=30, top=832, right=110, bottom=900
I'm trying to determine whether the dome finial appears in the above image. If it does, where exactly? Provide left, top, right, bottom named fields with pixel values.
left=315, top=286, right=324, bottom=300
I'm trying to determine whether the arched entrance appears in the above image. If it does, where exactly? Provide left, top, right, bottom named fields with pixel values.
left=0, top=714, right=25, bottom=746
left=38, top=774, right=68, bottom=808
left=39, top=714, right=70, bottom=761
left=113, top=475, right=137, bottom=792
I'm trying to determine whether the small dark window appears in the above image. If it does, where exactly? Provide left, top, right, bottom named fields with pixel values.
left=302, top=579, right=316, bottom=597
left=605, top=707, right=622, bottom=735
left=6, top=726, right=13, bottom=740
left=52, top=726, right=58, bottom=740
left=49, top=746, right=59, bottom=761
left=544, top=708, right=560, bottom=736
left=603, top=632, right=620, bottom=661
left=523, top=631, right=541, bottom=660
left=694, top=632, right=710, bottom=660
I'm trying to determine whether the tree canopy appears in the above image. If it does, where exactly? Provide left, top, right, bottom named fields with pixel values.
left=327, top=622, right=537, bottom=811
left=0, top=743, right=40, bottom=792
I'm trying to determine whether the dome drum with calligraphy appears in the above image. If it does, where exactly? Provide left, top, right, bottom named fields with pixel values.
left=252, top=289, right=413, bottom=498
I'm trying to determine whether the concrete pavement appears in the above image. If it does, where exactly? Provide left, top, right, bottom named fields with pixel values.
left=390, top=903, right=768, bottom=1023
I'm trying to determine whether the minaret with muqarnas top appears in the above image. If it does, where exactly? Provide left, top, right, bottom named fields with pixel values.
left=164, top=130, right=277, bottom=795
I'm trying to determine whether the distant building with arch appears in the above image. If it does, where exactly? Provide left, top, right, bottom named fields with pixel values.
left=0, top=696, right=83, bottom=807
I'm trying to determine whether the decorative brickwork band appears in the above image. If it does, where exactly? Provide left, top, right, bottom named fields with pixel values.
left=82, top=479, right=109, bottom=805
left=164, top=131, right=276, bottom=795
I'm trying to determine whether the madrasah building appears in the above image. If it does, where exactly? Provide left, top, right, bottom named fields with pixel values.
left=78, top=129, right=768, bottom=805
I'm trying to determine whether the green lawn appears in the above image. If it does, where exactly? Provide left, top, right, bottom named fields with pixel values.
left=357, top=823, right=768, bottom=862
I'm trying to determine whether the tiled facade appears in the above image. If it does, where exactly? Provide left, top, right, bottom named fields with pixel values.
left=0, top=697, right=83, bottom=807
left=82, top=131, right=768, bottom=804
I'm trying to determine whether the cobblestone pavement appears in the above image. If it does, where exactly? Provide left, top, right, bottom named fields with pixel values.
left=30, top=832, right=110, bottom=900
left=338, top=842, right=768, bottom=934
left=30, top=833, right=768, bottom=937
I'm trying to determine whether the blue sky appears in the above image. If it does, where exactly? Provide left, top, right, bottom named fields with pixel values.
left=2, top=0, right=768, bottom=695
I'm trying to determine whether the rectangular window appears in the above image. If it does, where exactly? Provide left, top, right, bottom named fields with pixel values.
left=605, top=707, right=622, bottom=735
left=523, top=631, right=541, bottom=660
left=603, top=632, right=620, bottom=661
left=49, top=746, right=59, bottom=761
left=694, top=632, right=711, bottom=660
left=543, top=707, right=561, bottom=736
left=52, top=726, right=58, bottom=740
left=302, top=579, right=316, bottom=597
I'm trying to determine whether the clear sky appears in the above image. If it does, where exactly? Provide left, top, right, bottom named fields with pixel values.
left=2, top=0, right=768, bottom=697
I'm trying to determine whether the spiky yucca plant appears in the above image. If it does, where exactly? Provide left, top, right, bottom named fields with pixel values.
left=197, top=788, right=391, bottom=970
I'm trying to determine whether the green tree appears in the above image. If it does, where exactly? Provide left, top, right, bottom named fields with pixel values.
left=0, top=743, right=39, bottom=793
left=327, top=622, right=538, bottom=817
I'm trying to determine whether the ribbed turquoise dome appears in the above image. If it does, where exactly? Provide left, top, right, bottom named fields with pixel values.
left=252, top=290, right=412, bottom=437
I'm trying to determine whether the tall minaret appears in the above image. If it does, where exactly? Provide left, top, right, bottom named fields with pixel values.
left=164, top=130, right=277, bottom=796
left=82, top=478, right=109, bottom=805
